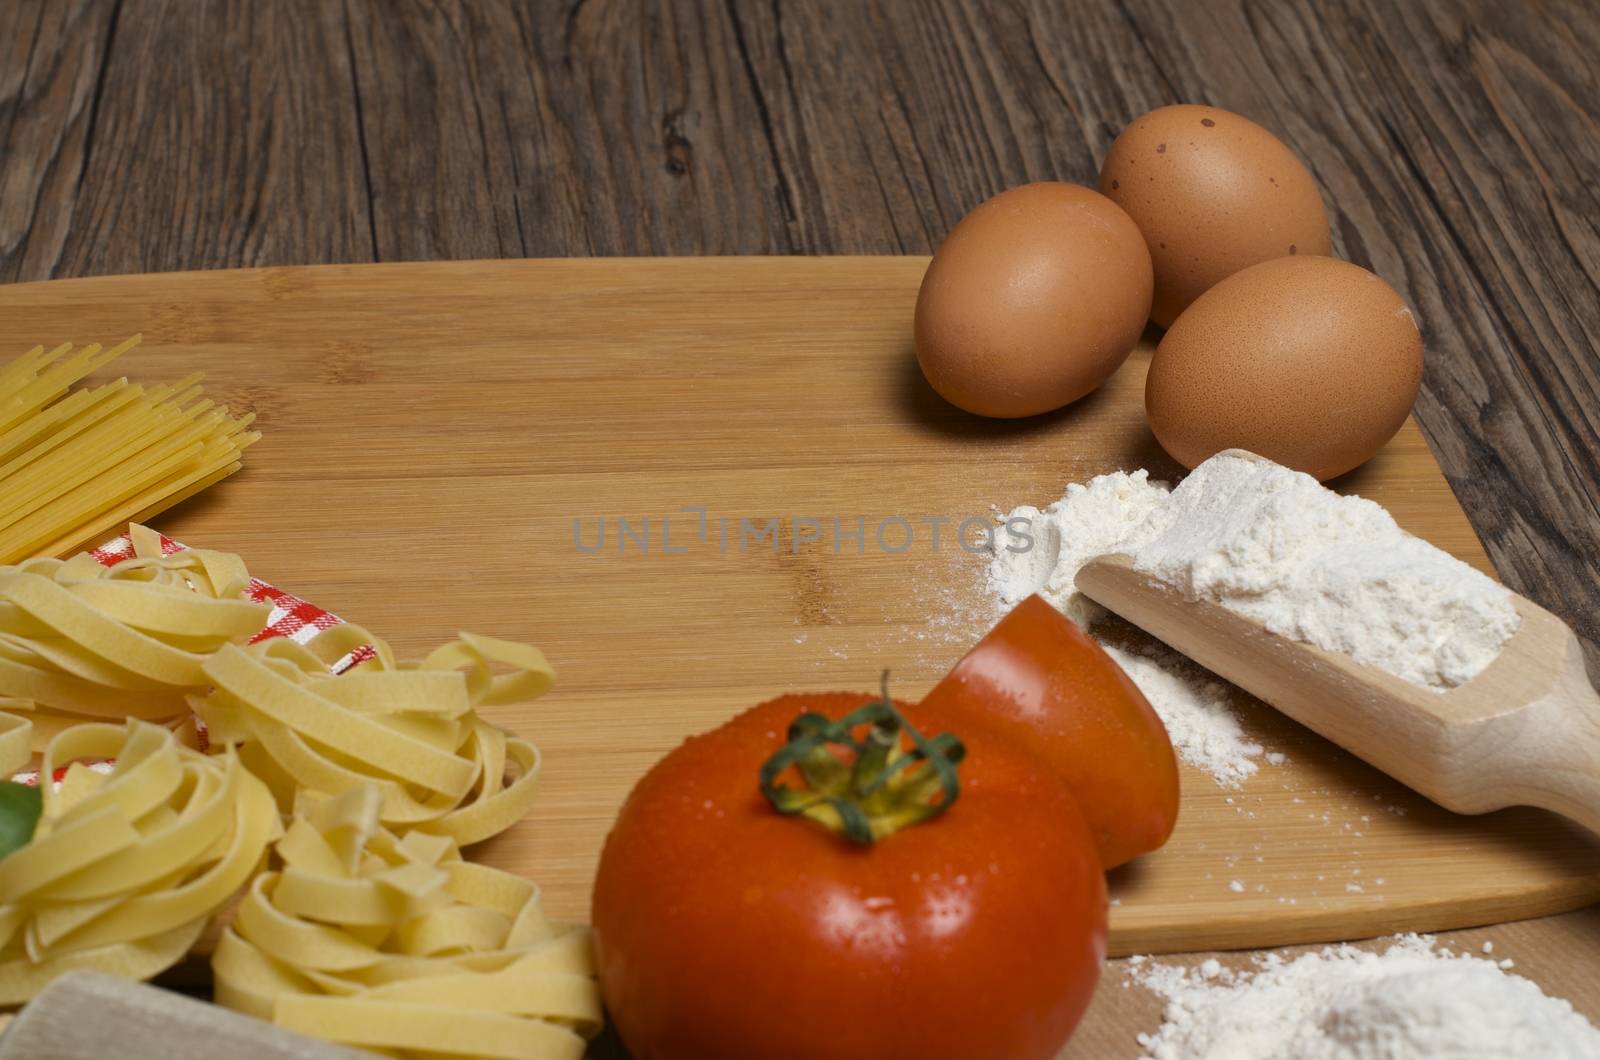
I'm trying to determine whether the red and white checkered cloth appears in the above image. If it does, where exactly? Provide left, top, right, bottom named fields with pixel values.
left=13, top=531, right=378, bottom=786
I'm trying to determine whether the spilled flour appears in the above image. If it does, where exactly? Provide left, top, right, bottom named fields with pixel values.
left=987, top=469, right=1268, bottom=786
left=1097, top=636, right=1263, bottom=789
left=989, top=469, right=1171, bottom=629
left=1129, top=934, right=1600, bottom=1059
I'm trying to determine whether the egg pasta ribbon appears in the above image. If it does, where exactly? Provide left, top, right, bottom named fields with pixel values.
left=1, top=524, right=552, bottom=849
left=0, top=713, right=279, bottom=1004
left=213, top=785, right=599, bottom=1060
left=196, top=629, right=549, bottom=845
left=0, top=524, right=268, bottom=739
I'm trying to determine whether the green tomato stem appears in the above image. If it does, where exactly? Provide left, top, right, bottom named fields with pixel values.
left=758, top=673, right=964, bottom=844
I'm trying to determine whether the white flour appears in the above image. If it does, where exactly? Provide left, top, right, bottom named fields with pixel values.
left=987, top=470, right=1266, bottom=786
left=989, top=469, right=1171, bottom=628
left=1130, top=934, right=1600, bottom=1059
left=1131, top=454, right=1520, bottom=691
left=1098, top=634, right=1264, bottom=788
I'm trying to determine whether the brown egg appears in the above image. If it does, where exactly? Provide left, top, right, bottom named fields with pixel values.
left=914, top=182, right=1153, bottom=418
left=1146, top=256, right=1422, bottom=481
left=1100, top=104, right=1331, bottom=328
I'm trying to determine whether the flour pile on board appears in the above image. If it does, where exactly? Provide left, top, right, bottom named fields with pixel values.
left=986, top=469, right=1268, bottom=786
left=1130, top=934, right=1600, bottom=1059
left=987, top=468, right=1171, bottom=628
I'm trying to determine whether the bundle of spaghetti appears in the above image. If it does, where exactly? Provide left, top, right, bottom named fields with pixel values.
left=0, top=524, right=271, bottom=740
left=195, top=625, right=551, bottom=846
left=214, top=785, right=599, bottom=1060
left=0, top=713, right=279, bottom=1004
left=0, top=335, right=259, bottom=565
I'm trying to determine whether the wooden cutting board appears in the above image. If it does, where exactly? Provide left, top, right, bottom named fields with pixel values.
left=2, top=258, right=1596, bottom=956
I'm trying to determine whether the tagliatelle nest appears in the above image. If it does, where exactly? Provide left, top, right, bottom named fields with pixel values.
left=0, top=715, right=279, bottom=1004
left=214, top=785, right=599, bottom=1060
left=0, top=525, right=569, bottom=1037
left=1, top=522, right=553, bottom=844
left=0, top=525, right=269, bottom=739
left=195, top=628, right=548, bottom=846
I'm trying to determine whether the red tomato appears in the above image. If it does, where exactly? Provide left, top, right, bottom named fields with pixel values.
left=919, top=594, right=1179, bottom=869
left=592, top=692, right=1107, bottom=1060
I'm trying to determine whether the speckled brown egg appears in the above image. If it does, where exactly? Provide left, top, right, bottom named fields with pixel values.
left=1099, top=104, right=1331, bottom=328
left=914, top=182, right=1154, bottom=418
left=1146, top=256, right=1422, bottom=481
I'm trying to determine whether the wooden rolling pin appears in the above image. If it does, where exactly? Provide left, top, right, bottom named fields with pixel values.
left=1076, top=553, right=1600, bottom=836
left=0, top=972, right=372, bottom=1060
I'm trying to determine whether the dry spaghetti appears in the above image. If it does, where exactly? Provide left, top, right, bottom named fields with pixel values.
left=214, top=785, right=599, bottom=1060
left=0, top=336, right=259, bottom=564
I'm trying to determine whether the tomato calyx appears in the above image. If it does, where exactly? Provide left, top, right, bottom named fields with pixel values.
left=758, top=676, right=965, bottom=844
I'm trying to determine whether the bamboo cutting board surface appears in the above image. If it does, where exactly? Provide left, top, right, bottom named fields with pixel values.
left=2, top=257, right=1596, bottom=956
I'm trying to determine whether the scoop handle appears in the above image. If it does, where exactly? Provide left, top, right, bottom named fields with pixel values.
left=1491, top=645, right=1600, bottom=837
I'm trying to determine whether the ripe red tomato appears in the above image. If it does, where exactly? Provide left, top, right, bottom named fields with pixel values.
left=592, top=691, right=1107, bottom=1060
left=919, top=594, right=1179, bottom=869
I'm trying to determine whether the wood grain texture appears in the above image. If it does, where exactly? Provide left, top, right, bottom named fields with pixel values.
left=0, top=2, right=1596, bottom=1053
left=3, top=257, right=1598, bottom=965
left=0, top=1, right=1593, bottom=686
left=0, top=0, right=117, bottom=283
left=3, top=0, right=375, bottom=281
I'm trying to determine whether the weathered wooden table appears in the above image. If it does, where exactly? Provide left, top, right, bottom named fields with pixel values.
left=2, top=2, right=1596, bottom=1055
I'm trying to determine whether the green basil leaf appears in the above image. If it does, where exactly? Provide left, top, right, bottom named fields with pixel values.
left=0, top=781, right=43, bottom=860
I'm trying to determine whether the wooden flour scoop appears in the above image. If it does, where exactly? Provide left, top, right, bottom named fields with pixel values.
left=1076, top=488, right=1600, bottom=838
